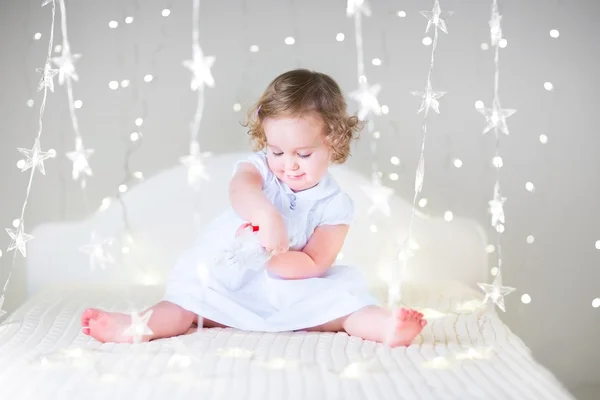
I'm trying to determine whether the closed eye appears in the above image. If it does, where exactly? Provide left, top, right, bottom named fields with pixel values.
left=271, top=151, right=311, bottom=159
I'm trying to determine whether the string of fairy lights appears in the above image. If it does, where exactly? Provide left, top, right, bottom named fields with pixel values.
left=475, top=0, right=517, bottom=313
left=91, top=0, right=218, bottom=342
left=1, top=0, right=59, bottom=317
left=49, top=0, right=100, bottom=273
left=54, top=0, right=93, bottom=194
left=345, top=1, right=396, bottom=303
left=79, top=0, right=133, bottom=273
left=80, top=2, right=175, bottom=274
left=180, top=0, right=214, bottom=229
left=398, top=0, right=453, bottom=310
left=114, top=0, right=144, bottom=254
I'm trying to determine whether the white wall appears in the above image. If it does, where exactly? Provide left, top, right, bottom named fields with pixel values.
left=0, top=0, right=598, bottom=393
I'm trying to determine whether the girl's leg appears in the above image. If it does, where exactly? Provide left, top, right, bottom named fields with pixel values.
left=82, top=301, right=226, bottom=343
left=304, top=306, right=426, bottom=347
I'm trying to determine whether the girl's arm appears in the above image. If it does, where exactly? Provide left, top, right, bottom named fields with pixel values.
left=266, top=224, right=349, bottom=279
left=229, top=163, right=289, bottom=255
left=229, top=163, right=276, bottom=226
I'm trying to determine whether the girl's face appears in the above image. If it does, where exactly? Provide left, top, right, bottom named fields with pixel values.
left=263, top=113, right=331, bottom=192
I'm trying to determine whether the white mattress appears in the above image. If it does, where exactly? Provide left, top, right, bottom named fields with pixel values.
left=0, top=283, right=573, bottom=400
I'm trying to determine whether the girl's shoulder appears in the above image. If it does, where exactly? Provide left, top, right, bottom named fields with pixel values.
left=314, top=177, right=355, bottom=226
left=232, top=151, right=273, bottom=186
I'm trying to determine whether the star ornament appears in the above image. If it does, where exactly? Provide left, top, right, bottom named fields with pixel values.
left=123, top=310, right=154, bottom=344
left=411, top=81, right=446, bottom=116
left=349, top=81, right=382, bottom=121
left=477, top=275, right=515, bottom=312
left=79, top=236, right=116, bottom=271
left=180, top=153, right=211, bottom=187
left=420, top=0, right=454, bottom=34
left=51, top=47, right=81, bottom=86
left=17, top=138, right=56, bottom=175
left=361, top=178, right=394, bottom=217
left=477, top=99, right=517, bottom=135
left=180, top=141, right=211, bottom=187
left=6, top=224, right=34, bottom=257
left=66, top=137, right=94, bottom=184
left=36, top=62, right=59, bottom=92
left=182, top=46, right=215, bottom=91
left=346, top=0, right=371, bottom=17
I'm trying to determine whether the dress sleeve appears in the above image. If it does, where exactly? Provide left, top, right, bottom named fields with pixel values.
left=319, top=192, right=355, bottom=226
left=232, top=152, right=274, bottom=186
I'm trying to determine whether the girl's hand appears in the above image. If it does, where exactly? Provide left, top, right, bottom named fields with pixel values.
left=234, top=223, right=254, bottom=237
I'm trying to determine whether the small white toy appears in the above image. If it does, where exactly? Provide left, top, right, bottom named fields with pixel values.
left=211, top=224, right=272, bottom=291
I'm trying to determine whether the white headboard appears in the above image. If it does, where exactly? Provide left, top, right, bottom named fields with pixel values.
left=26, top=152, right=488, bottom=298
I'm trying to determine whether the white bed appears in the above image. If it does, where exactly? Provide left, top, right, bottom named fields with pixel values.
left=0, top=152, right=573, bottom=399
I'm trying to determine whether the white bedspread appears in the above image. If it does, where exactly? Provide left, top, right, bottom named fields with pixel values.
left=0, top=283, right=573, bottom=400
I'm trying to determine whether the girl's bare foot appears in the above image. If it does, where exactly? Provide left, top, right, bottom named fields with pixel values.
left=81, top=308, right=140, bottom=343
left=386, top=308, right=427, bottom=347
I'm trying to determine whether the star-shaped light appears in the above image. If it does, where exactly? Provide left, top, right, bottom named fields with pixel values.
left=419, top=0, right=454, bottom=34
left=361, top=176, right=394, bottom=216
left=17, top=139, right=55, bottom=175
left=41, top=0, right=54, bottom=6
left=488, top=182, right=506, bottom=228
left=182, top=46, right=215, bottom=91
left=346, top=0, right=371, bottom=17
left=180, top=141, right=211, bottom=188
left=349, top=81, right=381, bottom=121
left=411, top=80, right=446, bottom=116
left=477, top=273, right=515, bottom=312
left=51, top=47, right=81, bottom=86
left=489, top=8, right=503, bottom=46
left=6, top=223, right=34, bottom=257
left=123, top=310, right=154, bottom=344
left=36, top=62, right=59, bottom=92
left=66, top=137, right=94, bottom=185
left=79, top=236, right=115, bottom=271
left=477, top=98, right=517, bottom=135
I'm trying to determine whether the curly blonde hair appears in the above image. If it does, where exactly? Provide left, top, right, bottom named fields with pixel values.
left=242, top=69, right=363, bottom=164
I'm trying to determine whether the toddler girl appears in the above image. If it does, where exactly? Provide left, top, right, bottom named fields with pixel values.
left=81, top=69, right=426, bottom=347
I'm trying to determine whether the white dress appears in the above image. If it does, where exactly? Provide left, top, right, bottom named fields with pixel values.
left=163, top=152, right=379, bottom=332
